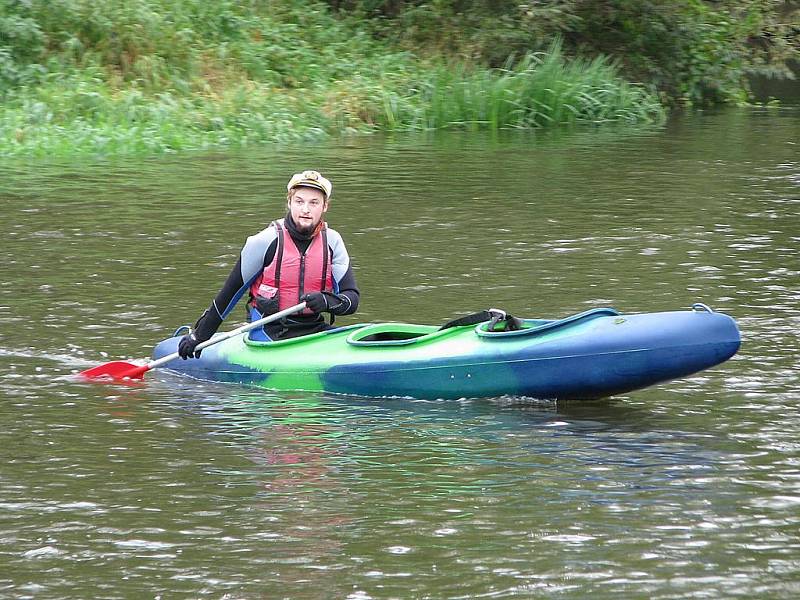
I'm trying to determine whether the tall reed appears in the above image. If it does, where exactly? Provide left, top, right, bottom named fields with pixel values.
left=377, top=41, right=664, bottom=132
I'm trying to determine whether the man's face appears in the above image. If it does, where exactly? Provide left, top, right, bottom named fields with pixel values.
left=288, top=186, right=328, bottom=234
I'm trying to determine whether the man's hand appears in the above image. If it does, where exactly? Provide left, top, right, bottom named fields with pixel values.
left=178, top=332, right=207, bottom=359
left=300, top=292, right=329, bottom=314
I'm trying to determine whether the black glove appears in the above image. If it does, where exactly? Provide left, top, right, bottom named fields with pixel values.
left=178, top=332, right=205, bottom=360
left=178, top=309, right=219, bottom=359
left=300, top=292, right=329, bottom=314
left=254, top=295, right=279, bottom=316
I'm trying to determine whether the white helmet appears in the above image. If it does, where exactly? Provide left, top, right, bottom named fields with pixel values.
left=287, top=170, right=332, bottom=199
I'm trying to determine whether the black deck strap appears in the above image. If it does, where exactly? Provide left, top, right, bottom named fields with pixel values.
left=273, top=220, right=285, bottom=291
left=439, top=310, right=495, bottom=331
left=441, top=308, right=523, bottom=332
left=319, top=227, right=333, bottom=325
left=320, top=226, right=329, bottom=291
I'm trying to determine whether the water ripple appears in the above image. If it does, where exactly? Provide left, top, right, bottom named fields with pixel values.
left=1, top=109, right=799, bottom=598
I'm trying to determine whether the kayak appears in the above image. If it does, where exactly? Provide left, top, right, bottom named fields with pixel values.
left=151, top=303, right=740, bottom=400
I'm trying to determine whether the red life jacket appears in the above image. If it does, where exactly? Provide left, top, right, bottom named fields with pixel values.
left=250, top=220, right=333, bottom=315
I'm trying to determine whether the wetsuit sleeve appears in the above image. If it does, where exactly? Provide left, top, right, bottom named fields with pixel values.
left=329, top=263, right=359, bottom=316
left=326, top=229, right=359, bottom=316
left=192, top=226, right=279, bottom=340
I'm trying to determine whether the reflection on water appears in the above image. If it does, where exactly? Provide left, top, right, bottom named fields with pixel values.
left=1, top=108, right=799, bottom=597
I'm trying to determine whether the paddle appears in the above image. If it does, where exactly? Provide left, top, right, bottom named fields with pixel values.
left=79, top=301, right=307, bottom=381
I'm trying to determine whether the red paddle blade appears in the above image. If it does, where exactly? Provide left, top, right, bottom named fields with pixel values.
left=79, top=361, right=150, bottom=381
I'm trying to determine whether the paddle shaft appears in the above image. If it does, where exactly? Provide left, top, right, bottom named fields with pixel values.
left=146, top=301, right=307, bottom=370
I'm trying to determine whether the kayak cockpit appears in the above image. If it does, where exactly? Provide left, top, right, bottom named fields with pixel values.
left=241, top=308, right=622, bottom=348
left=347, top=323, right=441, bottom=346
left=475, top=307, right=619, bottom=337
left=346, top=308, right=620, bottom=346
left=243, top=323, right=365, bottom=346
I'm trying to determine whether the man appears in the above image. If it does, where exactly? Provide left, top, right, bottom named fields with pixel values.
left=178, top=170, right=359, bottom=359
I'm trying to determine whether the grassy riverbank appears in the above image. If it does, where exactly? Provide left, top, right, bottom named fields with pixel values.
left=6, top=0, right=790, bottom=156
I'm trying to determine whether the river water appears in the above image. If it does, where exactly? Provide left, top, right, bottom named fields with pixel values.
left=1, top=107, right=798, bottom=598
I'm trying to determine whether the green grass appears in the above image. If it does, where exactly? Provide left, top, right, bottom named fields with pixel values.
left=0, top=2, right=664, bottom=157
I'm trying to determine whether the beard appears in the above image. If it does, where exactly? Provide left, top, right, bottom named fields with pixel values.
left=286, top=211, right=324, bottom=240
left=295, top=219, right=315, bottom=234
